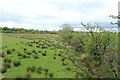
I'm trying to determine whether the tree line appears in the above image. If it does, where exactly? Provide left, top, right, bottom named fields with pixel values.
left=0, top=27, right=58, bottom=34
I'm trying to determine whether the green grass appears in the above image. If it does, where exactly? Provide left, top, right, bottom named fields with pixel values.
left=1, top=34, right=76, bottom=78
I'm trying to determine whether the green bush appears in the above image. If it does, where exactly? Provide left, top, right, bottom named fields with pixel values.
left=18, top=52, right=23, bottom=56
left=32, top=50, right=36, bottom=53
left=45, top=69, right=48, bottom=73
left=42, top=53, right=46, bottom=56
left=27, top=52, right=32, bottom=55
left=1, top=67, right=7, bottom=73
left=4, top=63, right=11, bottom=68
left=22, top=54, right=27, bottom=58
left=6, top=50, right=12, bottom=54
left=26, top=73, right=31, bottom=78
left=49, top=73, right=54, bottom=78
left=27, top=66, right=36, bottom=72
left=13, top=60, right=21, bottom=67
left=4, top=58, right=11, bottom=63
left=37, top=67, right=42, bottom=74
left=33, top=54, right=39, bottom=59
left=61, top=58, right=65, bottom=61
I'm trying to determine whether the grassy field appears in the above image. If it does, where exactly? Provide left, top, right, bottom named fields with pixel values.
left=1, top=30, right=119, bottom=78
left=1, top=33, right=76, bottom=78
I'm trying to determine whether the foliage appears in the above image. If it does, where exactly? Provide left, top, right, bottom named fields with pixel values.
left=109, top=15, right=120, bottom=27
left=1, top=27, right=58, bottom=34
left=1, top=67, right=7, bottom=73
left=59, top=23, right=118, bottom=78
left=13, top=60, right=21, bottom=67
left=59, top=24, right=73, bottom=44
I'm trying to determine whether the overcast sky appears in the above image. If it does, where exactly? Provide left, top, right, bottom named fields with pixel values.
left=0, top=0, right=119, bottom=30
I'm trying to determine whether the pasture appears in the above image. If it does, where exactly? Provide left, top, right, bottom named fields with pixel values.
left=1, top=33, right=76, bottom=78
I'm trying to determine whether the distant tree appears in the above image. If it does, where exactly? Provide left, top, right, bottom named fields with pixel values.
left=2, top=27, right=9, bottom=30
left=59, top=24, right=73, bottom=44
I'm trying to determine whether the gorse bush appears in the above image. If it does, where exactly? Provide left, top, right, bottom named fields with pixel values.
left=37, top=67, right=42, bottom=74
left=18, top=52, right=23, bottom=56
left=27, top=66, right=36, bottom=72
left=13, top=60, right=21, bottom=67
left=4, top=58, right=11, bottom=63
left=6, top=50, right=12, bottom=54
left=49, top=73, right=54, bottom=78
left=27, top=52, right=32, bottom=55
left=26, top=73, right=31, bottom=78
left=33, top=54, right=39, bottom=59
left=1, top=67, right=7, bottom=73
left=22, top=54, right=27, bottom=58
left=59, top=23, right=118, bottom=78
left=4, top=63, right=11, bottom=68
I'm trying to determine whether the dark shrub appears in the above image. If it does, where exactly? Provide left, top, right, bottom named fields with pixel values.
left=24, top=50, right=28, bottom=53
left=26, top=56, right=30, bottom=58
left=35, top=52, right=38, bottom=54
left=6, top=50, right=12, bottom=54
left=4, top=58, right=11, bottom=63
left=54, top=57, right=56, bottom=59
left=26, top=73, right=31, bottom=78
left=32, top=50, right=36, bottom=53
left=33, top=55, right=39, bottom=59
left=58, top=54, right=61, bottom=56
left=19, top=57, right=22, bottom=59
left=12, top=49, right=15, bottom=51
left=36, top=46, right=40, bottom=48
left=42, top=53, right=46, bottom=56
left=31, top=66, right=36, bottom=72
left=38, top=51, right=42, bottom=53
left=66, top=67, right=71, bottom=70
left=45, top=69, right=48, bottom=73
left=62, top=62, right=66, bottom=65
left=1, top=52, right=6, bottom=57
left=37, top=67, right=42, bottom=74
left=23, top=54, right=27, bottom=58
left=38, top=67, right=42, bottom=70
left=27, top=52, right=32, bottom=55
left=5, top=46, right=7, bottom=48
left=24, top=48, right=27, bottom=51
left=36, top=42, right=39, bottom=44
left=37, top=70, right=41, bottom=74
left=44, top=51, right=46, bottom=53
left=49, top=73, right=54, bottom=78
left=42, top=47, right=45, bottom=49
left=1, top=67, right=7, bottom=73
left=5, top=63, right=11, bottom=68
left=13, top=60, right=21, bottom=67
left=61, top=58, right=65, bottom=61
left=28, top=44, right=32, bottom=47
left=18, top=52, right=23, bottom=56
left=27, top=66, right=36, bottom=72
left=27, top=67, right=31, bottom=72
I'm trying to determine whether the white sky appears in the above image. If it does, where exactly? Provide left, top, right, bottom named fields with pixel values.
left=0, top=0, right=119, bottom=30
